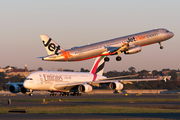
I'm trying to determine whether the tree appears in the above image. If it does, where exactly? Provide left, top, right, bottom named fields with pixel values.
left=152, top=70, right=158, bottom=77
left=138, top=70, right=149, bottom=78
left=80, top=68, right=89, bottom=72
left=169, top=71, right=178, bottom=80
left=37, top=67, right=43, bottom=71
left=128, top=67, right=136, bottom=74
left=0, top=72, right=5, bottom=77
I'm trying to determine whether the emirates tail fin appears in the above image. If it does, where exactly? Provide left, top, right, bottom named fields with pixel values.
left=90, top=56, right=105, bottom=76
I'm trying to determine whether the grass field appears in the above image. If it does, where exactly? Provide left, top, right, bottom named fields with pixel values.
left=1, top=105, right=180, bottom=114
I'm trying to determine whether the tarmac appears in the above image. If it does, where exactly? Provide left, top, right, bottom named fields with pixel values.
left=0, top=91, right=180, bottom=119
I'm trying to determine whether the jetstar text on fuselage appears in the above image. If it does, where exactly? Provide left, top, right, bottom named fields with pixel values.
left=127, top=32, right=159, bottom=43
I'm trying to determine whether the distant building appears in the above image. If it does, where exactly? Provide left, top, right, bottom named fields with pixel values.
left=5, top=65, right=34, bottom=78
left=25, top=64, right=28, bottom=72
left=162, top=70, right=171, bottom=76
left=0, top=68, right=5, bottom=72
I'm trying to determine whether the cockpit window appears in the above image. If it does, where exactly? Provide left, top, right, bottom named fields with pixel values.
left=166, top=30, right=169, bottom=33
left=26, top=78, right=33, bottom=80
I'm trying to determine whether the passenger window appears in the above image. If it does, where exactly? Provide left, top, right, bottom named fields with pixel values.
left=27, top=78, right=33, bottom=80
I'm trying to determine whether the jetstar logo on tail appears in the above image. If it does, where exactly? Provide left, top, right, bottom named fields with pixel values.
left=43, top=38, right=61, bottom=55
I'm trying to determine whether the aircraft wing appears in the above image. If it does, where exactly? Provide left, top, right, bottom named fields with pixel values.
left=105, top=47, right=120, bottom=54
left=91, top=78, right=157, bottom=84
left=53, top=77, right=163, bottom=91
left=6, top=82, right=23, bottom=86
left=97, top=75, right=137, bottom=81
left=103, top=43, right=135, bottom=55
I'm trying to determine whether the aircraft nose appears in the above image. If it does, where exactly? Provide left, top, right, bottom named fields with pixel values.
left=168, top=32, right=174, bottom=38
left=23, top=80, right=29, bottom=89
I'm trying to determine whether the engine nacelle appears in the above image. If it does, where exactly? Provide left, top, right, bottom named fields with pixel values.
left=124, top=46, right=141, bottom=54
left=78, top=84, right=93, bottom=93
left=20, top=87, right=29, bottom=94
left=109, top=82, right=123, bottom=91
left=9, top=85, right=21, bottom=93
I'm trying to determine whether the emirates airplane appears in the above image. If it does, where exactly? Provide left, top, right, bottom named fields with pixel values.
left=40, top=28, right=174, bottom=62
left=6, top=56, right=164, bottom=96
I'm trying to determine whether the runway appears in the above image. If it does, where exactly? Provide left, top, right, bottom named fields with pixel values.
left=0, top=92, right=180, bottom=119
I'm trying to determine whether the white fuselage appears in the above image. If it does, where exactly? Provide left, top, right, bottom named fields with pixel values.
left=23, top=71, right=106, bottom=92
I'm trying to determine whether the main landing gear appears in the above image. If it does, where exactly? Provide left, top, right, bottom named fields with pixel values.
left=50, top=93, right=57, bottom=96
left=104, top=56, right=122, bottom=62
left=116, top=56, right=122, bottom=61
left=70, top=92, right=82, bottom=96
left=159, top=42, right=164, bottom=49
left=60, top=92, right=69, bottom=96
left=104, top=57, right=109, bottom=62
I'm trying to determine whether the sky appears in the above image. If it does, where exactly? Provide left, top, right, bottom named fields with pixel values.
left=0, top=0, right=179, bottom=72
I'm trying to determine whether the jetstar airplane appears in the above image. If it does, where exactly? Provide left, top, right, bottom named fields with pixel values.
left=6, top=56, right=165, bottom=96
left=40, top=28, right=174, bottom=62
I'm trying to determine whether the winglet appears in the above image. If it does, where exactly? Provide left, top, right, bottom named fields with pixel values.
left=90, top=56, right=105, bottom=76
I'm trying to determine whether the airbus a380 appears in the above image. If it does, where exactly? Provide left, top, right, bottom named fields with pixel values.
left=40, top=28, right=174, bottom=62
left=6, top=56, right=164, bottom=96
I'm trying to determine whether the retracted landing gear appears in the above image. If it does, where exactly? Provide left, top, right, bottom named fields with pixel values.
left=159, top=42, right=164, bottom=49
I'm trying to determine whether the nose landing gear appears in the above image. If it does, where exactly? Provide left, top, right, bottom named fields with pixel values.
left=159, top=42, right=164, bottom=49
left=29, top=89, right=33, bottom=96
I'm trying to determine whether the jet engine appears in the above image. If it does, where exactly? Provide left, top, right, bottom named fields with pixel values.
left=20, top=86, right=29, bottom=94
left=78, top=84, right=93, bottom=93
left=8, top=84, right=21, bottom=93
left=109, top=82, right=123, bottom=91
left=124, top=46, right=141, bottom=54
left=8, top=85, right=28, bottom=94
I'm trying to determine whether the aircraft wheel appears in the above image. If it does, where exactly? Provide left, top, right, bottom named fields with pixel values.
left=104, top=57, right=109, bottom=62
left=29, top=93, right=33, bottom=96
left=160, top=46, right=163, bottom=49
left=116, top=56, right=122, bottom=61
